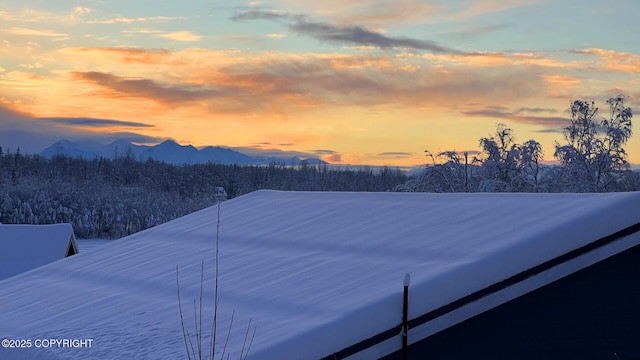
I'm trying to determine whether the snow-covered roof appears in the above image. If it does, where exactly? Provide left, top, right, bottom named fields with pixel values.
left=0, top=190, right=639, bottom=360
left=0, top=223, right=78, bottom=281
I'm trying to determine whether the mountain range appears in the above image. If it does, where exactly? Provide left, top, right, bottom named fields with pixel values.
left=39, top=139, right=327, bottom=166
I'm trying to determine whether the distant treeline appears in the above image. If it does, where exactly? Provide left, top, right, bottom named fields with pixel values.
left=0, top=149, right=407, bottom=238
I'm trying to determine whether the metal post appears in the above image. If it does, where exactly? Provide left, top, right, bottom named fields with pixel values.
left=402, top=273, right=410, bottom=360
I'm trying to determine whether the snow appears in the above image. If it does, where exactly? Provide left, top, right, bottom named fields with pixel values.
left=0, top=190, right=639, bottom=360
left=76, top=239, right=112, bottom=253
left=0, top=223, right=77, bottom=281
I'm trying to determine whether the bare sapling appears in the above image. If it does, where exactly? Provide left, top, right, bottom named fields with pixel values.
left=176, top=198, right=257, bottom=360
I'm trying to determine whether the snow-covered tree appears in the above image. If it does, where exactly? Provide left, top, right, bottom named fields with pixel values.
left=554, top=95, right=633, bottom=192
left=519, top=139, right=545, bottom=192
left=474, top=124, right=544, bottom=192
left=413, top=149, right=475, bottom=192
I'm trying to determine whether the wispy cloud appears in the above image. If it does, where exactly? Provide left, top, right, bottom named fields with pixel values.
left=18, top=62, right=43, bottom=69
left=123, top=28, right=164, bottom=35
left=450, top=0, right=545, bottom=21
left=420, top=51, right=568, bottom=68
left=440, top=24, right=509, bottom=38
left=123, top=28, right=202, bottom=42
left=310, top=149, right=341, bottom=162
left=232, top=9, right=458, bottom=53
left=229, top=146, right=321, bottom=160
left=461, top=107, right=568, bottom=129
left=290, top=21, right=456, bottom=52
left=157, top=31, right=202, bottom=42
left=72, top=7, right=91, bottom=16
left=572, top=48, right=610, bottom=56
left=230, top=10, right=305, bottom=23
left=319, top=0, right=441, bottom=27
left=313, top=149, right=338, bottom=155
left=7, top=27, right=68, bottom=37
left=379, top=152, right=413, bottom=158
left=88, top=17, right=138, bottom=24
left=515, top=107, right=558, bottom=114
left=40, top=117, right=154, bottom=128
left=87, top=16, right=183, bottom=25
left=0, top=7, right=94, bottom=24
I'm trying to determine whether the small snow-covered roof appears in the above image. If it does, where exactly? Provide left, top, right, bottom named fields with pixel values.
left=0, top=223, right=78, bottom=281
left=0, top=191, right=639, bottom=360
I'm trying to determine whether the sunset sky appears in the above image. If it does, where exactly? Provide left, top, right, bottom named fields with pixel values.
left=1, top=0, right=639, bottom=167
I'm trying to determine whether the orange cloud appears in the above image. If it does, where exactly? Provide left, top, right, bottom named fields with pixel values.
left=49, top=48, right=551, bottom=117
left=574, top=48, right=640, bottom=73
left=420, top=51, right=567, bottom=68
left=3, top=43, right=563, bottom=129
left=70, top=71, right=212, bottom=104
left=53, top=47, right=560, bottom=112
left=0, top=70, right=46, bottom=87
left=324, top=153, right=342, bottom=163
left=542, top=74, right=582, bottom=90
left=62, top=47, right=173, bottom=64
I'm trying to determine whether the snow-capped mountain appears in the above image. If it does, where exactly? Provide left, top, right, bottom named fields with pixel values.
left=40, top=139, right=326, bottom=165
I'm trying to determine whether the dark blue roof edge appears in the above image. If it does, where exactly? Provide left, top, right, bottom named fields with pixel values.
left=320, top=221, right=640, bottom=360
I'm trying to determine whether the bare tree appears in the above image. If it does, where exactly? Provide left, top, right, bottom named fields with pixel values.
left=176, top=200, right=256, bottom=360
